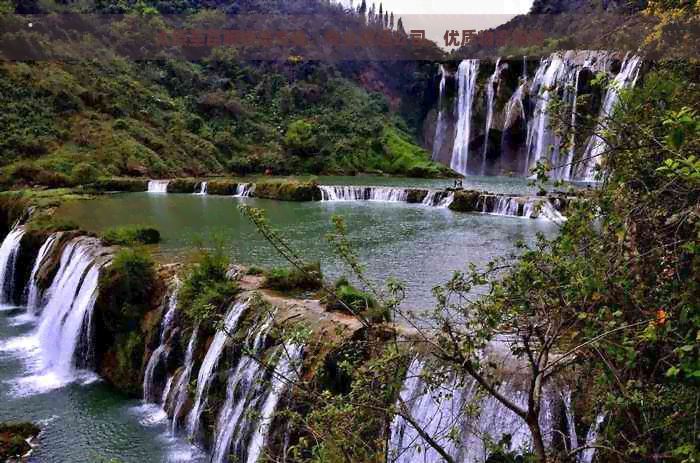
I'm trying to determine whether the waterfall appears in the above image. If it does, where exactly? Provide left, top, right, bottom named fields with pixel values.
left=450, top=59, right=479, bottom=175
left=147, top=180, right=169, bottom=194
left=211, top=313, right=276, bottom=463
left=476, top=195, right=566, bottom=223
left=525, top=56, right=567, bottom=177
left=318, top=185, right=408, bottom=202
left=171, top=325, right=199, bottom=434
left=432, top=64, right=448, bottom=161
left=562, top=67, right=583, bottom=181
left=388, top=359, right=555, bottom=463
left=437, top=192, right=454, bottom=208
left=26, top=233, right=60, bottom=314
left=194, top=181, right=208, bottom=195
left=503, top=82, right=526, bottom=131
left=186, top=300, right=249, bottom=437
left=244, top=343, right=302, bottom=463
left=235, top=183, right=253, bottom=197
left=35, top=237, right=108, bottom=379
left=563, top=389, right=579, bottom=453
left=482, top=58, right=504, bottom=175
left=581, top=54, right=642, bottom=181
left=578, top=412, right=606, bottom=463
left=0, top=228, right=25, bottom=304
left=143, top=280, right=179, bottom=403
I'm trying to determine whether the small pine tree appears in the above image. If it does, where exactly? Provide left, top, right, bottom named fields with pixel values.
left=397, top=17, right=405, bottom=34
left=358, top=0, right=366, bottom=16
left=384, top=11, right=389, bottom=28
left=389, top=11, right=394, bottom=29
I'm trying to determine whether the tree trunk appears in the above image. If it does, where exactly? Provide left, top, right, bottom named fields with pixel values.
left=527, top=416, right=547, bottom=463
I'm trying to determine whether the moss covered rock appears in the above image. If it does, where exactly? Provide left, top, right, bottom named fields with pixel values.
left=166, top=178, right=199, bottom=193
left=89, top=177, right=148, bottom=192
left=253, top=179, right=321, bottom=201
left=448, top=190, right=481, bottom=212
left=207, top=179, right=239, bottom=195
left=0, top=422, right=40, bottom=461
left=406, top=188, right=429, bottom=203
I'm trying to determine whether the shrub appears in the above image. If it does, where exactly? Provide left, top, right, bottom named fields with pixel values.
left=246, top=265, right=265, bottom=275
left=263, top=261, right=323, bottom=293
left=71, top=162, right=100, bottom=185
left=179, top=244, right=239, bottom=323
left=100, top=225, right=160, bottom=246
left=323, top=278, right=389, bottom=323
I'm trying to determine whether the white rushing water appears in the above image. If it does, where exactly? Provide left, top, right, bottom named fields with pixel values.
left=186, top=300, right=249, bottom=437
left=171, top=325, right=199, bottom=434
left=0, top=227, right=25, bottom=304
left=579, top=412, right=607, bottom=463
left=148, top=180, right=170, bottom=194
left=34, top=237, right=107, bottom=381
left=194, top=181, right=208, bottom=195
left=25, top=233, right=60, bottom=314
left=245, top=343, right=302, bottom=463
left=143, top=279, right=181, bottom=402
left=319, top=185, right=409, bottom=202
left=432, top=64, right=448, bottom=161
left=581, top=54, right=642, bottom=181
left=476, top=195, right=567, bottom=223
left=482, top=58, right=505, bottom=175
left=388, top=359, right=556, bottom=463
left=451, top=59, right=479, bottom=175
left=210, top=313, right=275, bottom=463
left=235, top=183, right=254, bottom=197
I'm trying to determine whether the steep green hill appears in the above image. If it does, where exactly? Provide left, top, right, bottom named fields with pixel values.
left=0, top=0, right=453, bottom=186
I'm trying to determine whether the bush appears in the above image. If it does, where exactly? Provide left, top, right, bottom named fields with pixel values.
left=323, top=278, right=389, bottom=323
left=246, top=265, right=265, bottom=275
left=179, top=244, right=239, bottom=322
left=263, top=261, right=323, bottom=293
left=71, top=162, right=100, bottom=185
left=96, top=248, right=159, bottom=334
left=100, top=225, right=160, bottom=246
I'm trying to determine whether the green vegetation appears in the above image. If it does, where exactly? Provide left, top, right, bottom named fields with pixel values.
left=322, top=277, right=389, bottom=323
left=447, top=189, right=480, bottom=212
left=253, top=178, right=321, bottom=202
left=0, top=422, right=40, bottom=460
left=166, top=178, right=200, bottom=193
left=88, top=178, right=148, bottom=192
left=206, top=179, right=239, bottom=195
left=262, top=262, right=323, bottom=294
left=179, top=243, right=239, bottom=323
left=0, top=0, right=449, bottom=186
left=100, top=225, right=160, bottom=246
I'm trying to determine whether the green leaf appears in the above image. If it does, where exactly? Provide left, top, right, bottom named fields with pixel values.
left=665, top=366, right=680, bottom=378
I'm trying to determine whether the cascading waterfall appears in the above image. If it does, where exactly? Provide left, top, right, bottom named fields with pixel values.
left=147, top=180, right=169, bottom=193
left=194, top=181, right=208, bottom=195
left=318, top=185, right=408, bottom=202
left=35, top=237, right=108, bottom=379
left=389, top=359, right=555, bottom=463
left=579, top=412, right=607, bottom=463
left=143, top=280, right=180, bottom=403
left=503, top=81, right=526, bottom=132
left=476, top=195, right=566, bottom=223
left=171, top=325, right=199, bottom=434
left=235, top=183, right=254, bottom=197
left=450, top=59, right=479, bottom=175
left=186, top=300, right=249, bottom=437
left=563, top=389, right=579, bottom=453
left=432, top=64, right=448, bottom=161
left=244, top=343, right=302, bottom=463
left=211, top=313, right=275, bottom=463
left=581, top=54, right=642, bottom=181
left=482, top=58, right=505, bottom=175
left=525, top=56, right=567, bottom=177
left=25, top=233, right=60, bottom=314
left=0, top=228, right=25, bottom=304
